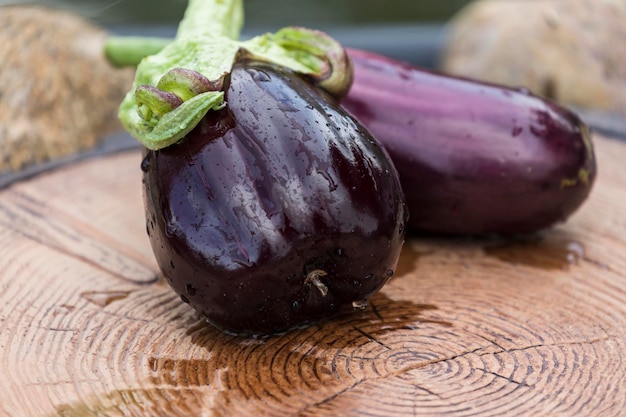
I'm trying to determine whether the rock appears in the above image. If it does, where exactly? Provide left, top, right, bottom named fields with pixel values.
left=440, top=0, right=626, bottom=117
left=0, top=5, right=135, bottom=172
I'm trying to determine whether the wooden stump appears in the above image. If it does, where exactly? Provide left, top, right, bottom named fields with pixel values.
left=0, top=133, right=624, bottom=417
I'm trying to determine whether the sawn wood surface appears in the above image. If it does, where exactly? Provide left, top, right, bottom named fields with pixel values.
left=0, top=133, right=624, bottom=417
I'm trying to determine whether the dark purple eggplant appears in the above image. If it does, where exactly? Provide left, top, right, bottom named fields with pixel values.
left=342, top=48, right=596, bottom=235
left=142, top=59, right=407, bottom=336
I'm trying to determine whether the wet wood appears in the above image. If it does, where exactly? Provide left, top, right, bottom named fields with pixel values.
left=0, top=133, right=624, bottom=417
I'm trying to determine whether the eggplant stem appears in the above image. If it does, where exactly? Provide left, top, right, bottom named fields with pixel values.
left=104, top=36, right=171, bottom=68
left=305, top=269, right=329, bottom=297
left=157, top=68, right=223, bottom=101
left=135, top=85, right=184, bottom=119
left=108, top=0, right=354, bottom=150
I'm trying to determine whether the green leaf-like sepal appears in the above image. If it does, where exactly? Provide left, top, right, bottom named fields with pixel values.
left=121, top=90, right=224, bottom=150
left=114, top=0, right=353, bottom=150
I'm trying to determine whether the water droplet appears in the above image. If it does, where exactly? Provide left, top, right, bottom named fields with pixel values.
left=81, top=291, right=132, bottom=307
left=565, top=241, right=585, bottom=264
left=363, top=273, right=374, bottom=280
left=292, top=300, right=301, bottom=311
left=165, top=222, right=179, bottom=238
left=352, top=299, right=368, bottom=310
left=180, top=294, right=190, bottom=304
left=318, top=170, right=338, bottom=192
left=250, top=68, right=270, bottom=82
left=352, top=280, right=362, bottom=289
left=149, top=357, right=159, bottom=372
left=398, top=224, right=405, bottom=235
left=386, top=269, right=394, bottom=278
left=511, top=126, right=523, bottom=137
left=140, top=154, right=151, bottom=172
left=335, top=247, right=345, bottom=257
left=186, top=283, right=197, bottom=296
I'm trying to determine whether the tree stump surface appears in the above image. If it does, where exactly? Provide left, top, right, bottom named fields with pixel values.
left=0, top=132, right=624, bottom=417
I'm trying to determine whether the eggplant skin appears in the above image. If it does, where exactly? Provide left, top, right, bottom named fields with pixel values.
left=342, top=48, right=597, bottom=235
left=142, top=60, right=407, bottom=337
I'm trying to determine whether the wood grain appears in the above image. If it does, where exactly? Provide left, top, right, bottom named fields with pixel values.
left=0, top=134, right=624, bottom=417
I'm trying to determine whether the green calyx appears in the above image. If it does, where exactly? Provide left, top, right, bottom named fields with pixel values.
left=109, top=0, right=352, bottom=151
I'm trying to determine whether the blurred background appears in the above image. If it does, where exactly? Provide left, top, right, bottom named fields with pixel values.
left=0, top=0, right=470, bottom=26
left=0, top=0, right=473, bottom=66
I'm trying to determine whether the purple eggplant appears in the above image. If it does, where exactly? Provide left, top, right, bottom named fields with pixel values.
left=142, top=59, right=407, bottom=336
left=342, top=48, right=596, bottom=235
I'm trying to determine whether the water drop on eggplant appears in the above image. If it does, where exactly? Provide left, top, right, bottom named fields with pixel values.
left=140, top=153, right=151, bottom=173
left=186, top=283, right=196, bottom=296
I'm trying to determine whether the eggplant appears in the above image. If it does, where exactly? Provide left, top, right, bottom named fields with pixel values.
left=342, top=48, right=596, bottom=235
left=109, top=1, right=406, bottom=336
left=142, top=60, right=407, bottom=336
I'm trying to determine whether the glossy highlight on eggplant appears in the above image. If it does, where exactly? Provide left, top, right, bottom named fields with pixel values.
left=342, top=48, right=596, bottom=235
left=142, top=59, right=407, bottom=336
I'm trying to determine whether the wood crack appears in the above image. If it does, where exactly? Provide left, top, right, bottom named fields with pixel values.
left=0, top=196, right=159, bottom=286
left=295, top=380, right=365, bottom=415
left=483, top=336, right=619, bottom=356
left=39, top=326, right=80, bottom=333
left=351, top=325, right=391, bottom=350
left=295, top=335, right=621, bottom=413
left=98, top=309, right=159, bottom=325
left=21, top=379, right=102, bottom=388
left=478, top=369, right=527, bottom=387
left=300, top=346, right=489, bottom=413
